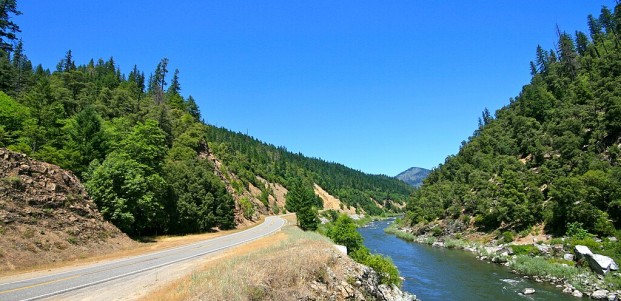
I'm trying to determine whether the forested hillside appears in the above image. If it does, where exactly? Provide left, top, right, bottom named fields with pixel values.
left=0, top=1, right=411, bottom=236
left=406, top=4, right=621, bottom=236
left=206, top=126, right=413, bottom=216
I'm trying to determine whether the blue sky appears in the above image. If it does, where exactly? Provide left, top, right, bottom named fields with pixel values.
left=16, top=1, right=615, bottom=176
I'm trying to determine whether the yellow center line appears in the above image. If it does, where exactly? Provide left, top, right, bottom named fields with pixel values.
left=0, top=275, right=81, bottom=295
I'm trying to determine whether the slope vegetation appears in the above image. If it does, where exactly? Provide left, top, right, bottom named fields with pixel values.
left=405, top=4, right=621, bottom=236
left=0, top=26, right=411, bottom=237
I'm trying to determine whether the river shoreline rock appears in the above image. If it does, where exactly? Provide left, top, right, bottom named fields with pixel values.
left=388, top=225, right=621, bottom=300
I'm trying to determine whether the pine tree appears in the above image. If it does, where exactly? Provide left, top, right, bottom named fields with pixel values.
left=0, top=0, right=21, bottom=52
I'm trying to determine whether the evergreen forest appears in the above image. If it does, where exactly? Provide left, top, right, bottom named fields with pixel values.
left=405, top=4, right=621, bottom=237
left=0, top=1, right=411, bottom=236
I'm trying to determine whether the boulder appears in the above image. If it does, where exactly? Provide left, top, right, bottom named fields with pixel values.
left=572, top=290, right=583, bottom=298
left=535, top=244, right=551, bottom=255
left=563, top=253, right=574, bottom=261
left=574, top=245, right=593, bottom=260
left=432, top=241, right=445, bottom=248
left=587, top=254, right=619, bottom=275
left=522, top=288, right=536, bottom=295
left=591, top=290, right=609, bottom=300
left=334, top=245, right=347, bottom=255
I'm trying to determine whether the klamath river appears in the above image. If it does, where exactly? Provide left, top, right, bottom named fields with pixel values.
left=357, top=219, right=570, bottom=301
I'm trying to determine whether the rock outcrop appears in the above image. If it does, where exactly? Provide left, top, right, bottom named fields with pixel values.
left=574, top=245, right=619, bottom=275
left=306, top=249, right=417, bottom=301
left=0, top=148, right=134, bottom=271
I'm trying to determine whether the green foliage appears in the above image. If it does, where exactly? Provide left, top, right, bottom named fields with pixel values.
left=239, top=197, right=255, bottom=220
left=325, top=214, right=364, bottom=253
left=351, top=247, right=402, bottom=286
left=406, top=4, right=621, bottom=236
left=502, top=231, right=514, bottom=243
left=566, top=222, right=590, bottom=240
left=164, top=158, right=234, bottom=233
left=510, top=245, right=540, bottom=256
left=205, top=126, right=413, bottom=215
left=511, top=255, right=578, bottom=279
left=297, top=205, right=319, bottom=231
left=286, top=178, right=321, bottom=231
left=85, top=151, right=167, bottom=235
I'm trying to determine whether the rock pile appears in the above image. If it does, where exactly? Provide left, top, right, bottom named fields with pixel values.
left=307, top=250, right=418, bottom=301
left=0, top=148, right=134, bottom=271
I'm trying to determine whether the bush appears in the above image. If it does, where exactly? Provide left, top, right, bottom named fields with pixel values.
left=239, top=197, right=255, bottom=220
left=510, top=245, right=540, bottom=256
left=511, top=255, right=578, bottom=279
left=351, top=247, right=401, bottom=286
left=431, top=225, right=443, bottom=237
left=566, top=222, right=589, bottom=240
left=502, top=231, right=514, bottom=243
left=325, top=214, right=364, bottom=252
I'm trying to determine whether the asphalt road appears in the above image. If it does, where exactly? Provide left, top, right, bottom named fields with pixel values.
left=0, top=216, right=286, bottom=301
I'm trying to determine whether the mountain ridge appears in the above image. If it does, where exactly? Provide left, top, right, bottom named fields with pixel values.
left=395, top=167, right=431, bottom=187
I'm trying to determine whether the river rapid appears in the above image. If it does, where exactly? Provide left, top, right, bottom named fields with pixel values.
left=357, top=219, right=570, bottom=301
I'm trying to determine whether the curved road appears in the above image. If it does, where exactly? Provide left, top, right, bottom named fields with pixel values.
left=0, top=216, right=286, bottom=301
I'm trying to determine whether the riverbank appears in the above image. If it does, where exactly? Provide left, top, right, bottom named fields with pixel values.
left=144, top=221, right=415, bottom=301
left=385, top=222, right=621, bottom=299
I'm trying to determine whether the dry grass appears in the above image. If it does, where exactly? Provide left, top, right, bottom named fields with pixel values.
left=0, top=217, right=266, bottom=279
left=143, top=225, right=343, bottom=301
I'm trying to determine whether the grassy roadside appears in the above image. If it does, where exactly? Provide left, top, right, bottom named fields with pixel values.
left=142, top=224, right=337, bottom=301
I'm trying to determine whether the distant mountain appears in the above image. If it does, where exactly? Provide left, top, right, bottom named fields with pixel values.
left=395, top=167, right=431, bottom=187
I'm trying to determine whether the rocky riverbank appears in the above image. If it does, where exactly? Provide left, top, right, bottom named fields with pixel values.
left=386, top=224, right=620, bottom=300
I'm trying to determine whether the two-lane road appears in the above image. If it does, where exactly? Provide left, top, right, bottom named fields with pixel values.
left=0, top=216, right=286, bottom=301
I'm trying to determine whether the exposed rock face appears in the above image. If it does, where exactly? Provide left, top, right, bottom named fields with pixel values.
left=0, top=148, right=134, bottom=271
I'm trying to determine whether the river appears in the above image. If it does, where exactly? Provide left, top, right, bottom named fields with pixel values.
left=357, top=219, right=570, bottom=301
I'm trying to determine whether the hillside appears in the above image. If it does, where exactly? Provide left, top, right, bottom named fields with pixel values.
left=0, top=148, right=134, bottom=272
left=205, top=126, right=413, bottom=216
left=405, top=4, right=621, bottom=237
left=395, top=167, right=431, bottom=187
left=0, top=14, right=411, bottom=237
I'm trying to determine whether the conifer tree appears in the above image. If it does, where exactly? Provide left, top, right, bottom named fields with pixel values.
left=0, top=0, right=21, bottom=52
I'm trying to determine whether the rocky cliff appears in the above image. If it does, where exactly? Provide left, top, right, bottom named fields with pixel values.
left=0, top=148, right=134, bottom=272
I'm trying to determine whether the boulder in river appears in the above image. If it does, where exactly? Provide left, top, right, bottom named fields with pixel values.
left=521, top=288, right=536, bottom=295
left=591, top=289, right=609, bottom=300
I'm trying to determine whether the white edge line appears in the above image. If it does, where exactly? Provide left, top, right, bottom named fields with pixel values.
left=0, top=216, right=280, bottom=287
left=19, top=217, right=286, bottom=301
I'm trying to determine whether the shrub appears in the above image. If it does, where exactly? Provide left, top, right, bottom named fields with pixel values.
left=325, top=214, right=364, bottom=252
left=431, top=225, right=443, bottom=237
left=351, top=247, right=401, bottom=286
left=239, top=197, right=255, bottom=219
left=566, top=222, right=589, bottom=240
left=510, top=244, right=540, bottom=256
left=502, top=231, right=514, bottom=243
left=511, top=255, right=578, bottom=279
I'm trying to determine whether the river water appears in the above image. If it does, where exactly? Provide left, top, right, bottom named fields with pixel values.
left=357, top=219, right=569, bottom=301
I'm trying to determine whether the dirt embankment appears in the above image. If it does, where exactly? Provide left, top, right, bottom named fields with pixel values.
left=0, top=148, right=135, bottom=274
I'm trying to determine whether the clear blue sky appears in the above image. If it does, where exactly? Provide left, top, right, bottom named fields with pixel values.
left=16, top=1, right=615, bottom=176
